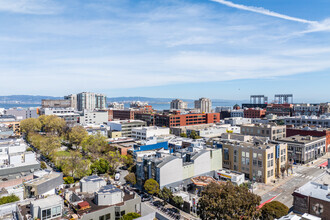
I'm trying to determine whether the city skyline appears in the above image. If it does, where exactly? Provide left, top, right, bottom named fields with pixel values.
left=0, top=0, right=330, bottom=102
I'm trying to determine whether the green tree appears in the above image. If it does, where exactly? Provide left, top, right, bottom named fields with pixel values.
left=144, top=179, right=160, bottom=195
left=39, top=115, right=66, bottom=135
left=0, top=194, right=20, bottom=205
left=123, top=154, right=134, bottom=168
left=60, top=151, right=91, bottom=179
left=172, top=195, right=184, bottom=209
left=68, top=126, right=88, bottom=150
left=180, top=133, right=187, bottom=138
left=40, top=161, right=47, bottom=169
left=121, top=212, right=141, bottom=220
left=159, top=187, right=173, bottom=205
left=82, top=133, right=108, bottom=159
left=106, top=150, right=123, bottom=175
left=199, top=182, right=261, bottom=220
left=189, top=130, right=201, bottom=139
left=261, top=201, right=289, bottom=220
left=124, top=173, right=137, bottom=185
left=20, top=118, right=41, bottom=136
left=40, top=135, right=61, bottom=158
left=63, top=176, right=74, bottom=184
left=90, top=158, right=109, bottom=174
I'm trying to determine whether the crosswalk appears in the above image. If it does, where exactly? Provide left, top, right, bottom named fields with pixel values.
left=292, top=173, right=315, bottom=180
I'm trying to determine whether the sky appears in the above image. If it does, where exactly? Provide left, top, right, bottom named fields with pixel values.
left=0, top=0, right=330, bottom=102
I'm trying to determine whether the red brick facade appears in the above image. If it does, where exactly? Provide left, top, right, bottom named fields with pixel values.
left=155, top=113, right=220, bottom=127
left=244, top=108, right=266, bottom=118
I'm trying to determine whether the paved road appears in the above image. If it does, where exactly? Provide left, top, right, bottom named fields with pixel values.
left=260, top=162, right=327, bottom=208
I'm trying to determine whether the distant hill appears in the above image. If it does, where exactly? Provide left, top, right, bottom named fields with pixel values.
left=0, top=95, right=62, bottom=104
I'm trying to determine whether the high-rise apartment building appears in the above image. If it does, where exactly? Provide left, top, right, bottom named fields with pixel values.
left=170, top=99, right=188, bottom=110
left=65, top=92, right=106, bottom=111
left=194, top=97, right=212, bottom=113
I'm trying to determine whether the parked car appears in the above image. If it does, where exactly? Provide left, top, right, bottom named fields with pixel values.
left=114, top=172, right=121, bottom=181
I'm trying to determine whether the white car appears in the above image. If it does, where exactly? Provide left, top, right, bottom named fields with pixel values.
left=115, top=172, right=121, bottom=181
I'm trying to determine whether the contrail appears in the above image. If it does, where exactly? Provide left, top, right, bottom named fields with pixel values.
left=211, top=0, right=317, bottom=25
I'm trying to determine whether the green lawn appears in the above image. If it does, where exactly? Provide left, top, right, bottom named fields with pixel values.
left=54, top=151, right=71, bottom=157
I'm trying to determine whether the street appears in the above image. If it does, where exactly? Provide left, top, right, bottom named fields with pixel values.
left=259, top=158, right=328, bottom=208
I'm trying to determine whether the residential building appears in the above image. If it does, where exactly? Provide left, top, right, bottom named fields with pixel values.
left=194, top=98, right=212, bottom=113
left=0, top=139, right=40, bottom=188
left=231, top=109, right=244, bottom=117
left=80, top=175, right=106, bottom=193
left=185, top=124, right=240, bottom=138
left=215, top=106, right=231, bottom=113
left=278, top=214, right=321, bottom=220
left=24, top=172, right=63, bottom=198
left=108, top=102, right=124, bottom=110
left=108, top=120, right=147, bottom=137
left=292, top=172, right=330, bottom=219
left=170, top=99, right=188, bottom=110
left=131, top=126, right=170, bottom=140
left=0, top=126, right=14, bottom=139
left=154, top=112, right=220, bottom=127
left=17, top=195, right=63, bottom=220
left=5, top=108, right=38, bottom=120
left=319, top=103, right=330, bottom=115
left=39, top=108, right=79, bottom=126
left=277, top=135, right=326, bottom=164
left=130, top=101, right=148, bottom=108
left=266, top=104, right=293, bottom=116
left=108, top=109, right=137, bottom=121
left=136, top=146, right=222, bottom=188
left=240, top=123, right=286, bottom=140
left=219, top=139, right=288, bottom=184
left=284, top=115, right=330, bottom=128
left=75, top=92, right=107, bottom=111
left=244, top=108, right=266, bottom=118
left=41, top=99, right=72, bottom=108
left=80, top=110, right=108, bottom=125
left=64, top=183, right=141, bottom=220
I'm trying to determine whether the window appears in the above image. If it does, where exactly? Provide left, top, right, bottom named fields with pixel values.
left=253, top=153, right=257, bottom=158
left=258, top=161, right=262, bottom=167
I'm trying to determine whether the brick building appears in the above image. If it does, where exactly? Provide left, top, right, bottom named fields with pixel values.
left=154, top=113, right=220, bottom=127
left=244, top=108, right=266, bottom=118
left=266, top=104, right=293, bottom=116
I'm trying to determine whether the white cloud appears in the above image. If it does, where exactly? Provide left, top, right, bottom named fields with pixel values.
left=0, top=0, right=61, bottom=14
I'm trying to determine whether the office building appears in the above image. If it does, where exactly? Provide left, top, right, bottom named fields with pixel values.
left=277, top=135, right=326, bottom=164
left=75, top=92, right=106, bottom=111
left=293, top=104, right=321, bottom=116
left=5, top=108, right=38, bottom=121
left=170, top=99, right=188, bottom=110
left=136, top=146, right=222, bottom=188
left=219, top=139, right=288, bottom=184
left=266, top=104, right=293, bottom=116
left=284, top=115, right=330, bottom=128
left=64, top=93, right=77, bottom=110
left=244, top=108, right=266, bottom=118
left=131, top=126, right=170, bottom=140
left=108, top=120, right=147, bottom=137
left=108, top=102, right=124, bottom=110
left=39, top=108, right=79, bottom=126
left=194, top=98, right=212, bottom=113
left=240, top=123, right=286, bottom=140
left=231, top=109, right=244, bottom=118
left=41, top=99, right=72, bottom=108
left=80, top=110, right=108, bottom=125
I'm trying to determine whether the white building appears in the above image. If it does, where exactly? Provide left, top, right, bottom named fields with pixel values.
left=95, top=185, right=123, bottom=206
left=5, top=108, right=38, bottom=120
left=230, top=109, right=244, bottom=118
left=108, top=102, right=124, bottom=110
left=216, top=169, right=245, bottom=185
left=131, top=126, right=170, bottom=140
left=194, top=98, right=212, bottom=113
left=39, top=107, right=80, bottom=125
left=170, top=99, right=188, bottom=110
left=186, top=124, right=240, bottom=138
left=293, top=104, right=320, bottom=116
left=80, top=175, right=107, bottom=193
left=284, top=115, right=330, bottom=128
left=108, top=120, right=147, bottom=137
left=224, top=117, right=252, bottom=126
left=80, top=110, right=108, bottom=125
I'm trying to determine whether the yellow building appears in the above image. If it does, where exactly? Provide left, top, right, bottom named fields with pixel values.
left=219, top=140, right=287, bottom=184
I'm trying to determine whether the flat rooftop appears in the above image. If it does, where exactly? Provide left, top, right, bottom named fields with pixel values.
left=279, top=135, right=325, bottom=144
left=24, top=172, right=61, bottom=186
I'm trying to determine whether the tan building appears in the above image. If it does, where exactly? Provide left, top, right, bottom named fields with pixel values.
left=240, top=123, right=286, bottom=140
left=219, top=139, right=288, bottom=184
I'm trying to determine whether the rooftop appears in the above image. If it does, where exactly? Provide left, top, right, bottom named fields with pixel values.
left=24, top=172, right=61, bottom=186
left=97, top=184, right=122, bottom=194
left=279, top=135, right=325, bottom=144
left=80, top=175, right=105, bottom=183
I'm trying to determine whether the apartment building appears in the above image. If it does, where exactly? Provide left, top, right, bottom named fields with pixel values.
left=219, top=139, right=288, bottom=184
left=5, top=108, right=38, bottom=121
left=39, top=108, right=79, bottom=126
left=108, top=102, right=124, bottom=110
left=170, top=99, right=188, bottom=110
left=194, top=98, right=212, bottom=113
left=231, top=109, right=244, bottom=117
left=76, top=92, right=106, bottom=111
left=266, top=104, right=293, bottom=116
left=240, top=123, right=286, bottom=140
left=80, top=110, right=108, bottom=125
left=41, top=99, right=72, bottom=108
left=293, top=104, right=321, bottom=116
left=277, top=135, right=326, bottom=164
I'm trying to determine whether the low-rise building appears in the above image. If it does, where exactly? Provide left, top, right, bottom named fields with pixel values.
left=39, top=108, right=80, bottom=126
left=5, top=108, right=38, bottom=120
left=244, top=108, right=266, bottom=118
left=80, top=175, right=106, bottom=193
left=136, top=146, right=222, bottom=188
left=80, top=110, right=108, bottom=125
left=108, top=102, right=124, bottom=110
left=240, top=123, right=286, bottom=140
left=42, top=99, right=72, bottom=108
left=266, top=104, right=293, bottom=117
left=224, top=117, right=252, bottom=126
left=230, top=109, right=244, bottom=118
left=277, top=135, right=326, bottom=164
left=131, top=126, right=170, bottom=140
left=218, top=139, right=288, bottom=184
left=284, top=115, right=330, bottom=128
left=108, top=120, right=147, bottom=137
left=292, top=172, right=330, bottom=219
left=216, top=169, right=245, bottom=185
